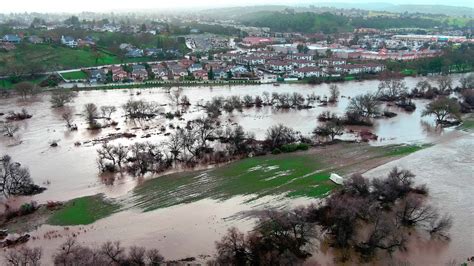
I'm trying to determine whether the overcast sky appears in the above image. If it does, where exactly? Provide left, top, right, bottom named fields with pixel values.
left=2, top=0, right=473, bottom=13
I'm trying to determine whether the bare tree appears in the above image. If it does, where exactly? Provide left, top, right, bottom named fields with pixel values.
left=61, top=111, right=76, bottom=130
left=313, top=120, right=344, bottom=142
left=50, top=89, right=77, bottom=108
left=97, top=143, right=129, bottom=172
left=0, top=155, right=41, bottom=197
left=14, top=82, right=36, bottom=100
left=100, top=105, right=117, bottom=120
left=346, top=93, right=380, bottom=118
left=396, top=194, right=439, bottom=228
left=265, top=124, right=298, bottom=149
left=435, top=75, right=453, bottom=94
left=122, top=99, right=160, bottom=119
left=329, top=84, right=340, bottom=103
left=100, top=241, right=125, bottom=264
left=377, top=78, right=408, bottom=101
left=145, top=249, right=164, bottom=265
left=167, top=87, right=183, bottom=107
left=215, top=227, right=248, bottom=265
left=459, top=73, right=474, bottom=89
left=4, top=246, right=42, bottom=266
left=83, top=103, right=99, bottom=125
left=428, top=214, right=453, bottom=239
left=1, top=122, right=19, bottom=137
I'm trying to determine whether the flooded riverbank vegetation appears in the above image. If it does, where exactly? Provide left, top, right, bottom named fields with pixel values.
left=0, top=73, right=472, bottom=264
left=0, top=168, right=454, bottom=265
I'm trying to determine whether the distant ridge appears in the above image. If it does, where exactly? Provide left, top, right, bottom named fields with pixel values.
left=200, top=3, right=473, bottom=18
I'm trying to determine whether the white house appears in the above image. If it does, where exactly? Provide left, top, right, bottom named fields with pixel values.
left=61, top=36, right=77, bottom=48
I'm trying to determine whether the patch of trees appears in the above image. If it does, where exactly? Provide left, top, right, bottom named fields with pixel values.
left=317, top=168, right=451, bottom=262
left=202, top=92, right=320, bottom=118
left=97, top=118, right=257, bottom=174
left=122, top=99, right=161, bottom=119
left=0, top=155, right=45, bottom=197
left=212, top=208, right=317, bottom=265
left=5, top=109, right=32, bottom=121
left=214, top=167, right=452, bottom=264
left=240, top=11, right=352, bottom=34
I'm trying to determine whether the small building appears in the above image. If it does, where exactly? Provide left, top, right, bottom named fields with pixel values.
left=28, top=35, right=43, bottom=44
left=61, top=36, right=77, bottom=48
left=89, top=69, right=107, bottom=83
left=110, top=66, right=128, bottom=82
left=131, top=65, right=148, bottom=81
left=3, top=34, right=21, bottom=44
left=188, top=63, right=203, bottom=72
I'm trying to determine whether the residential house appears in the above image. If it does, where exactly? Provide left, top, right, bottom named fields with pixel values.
left=213, top=68, right=227, bottom=80
left=286, top=53, right=313, bottom=61
left=125, top=48, right=144, bottom=58
left=289, top=60, right=317, bottom=68
left=266, top=60, right=293, bottom=72
left=188, top=63, right=203, bottom=72
left=318, top=58, right=347, bottom=67
left=131, top=65, right=148, bottom=81
left=110, top=66, right=128, bottom=82
left=192, top=70, right=208, bottom=80
left=61, top=36, right=77, bottom=48
left=168, top=63, right=188, bottom=79
left=238, top=56, right=266, bottom=66
left=89, top=69, right=107, bottom=83
left=145, top=48, right=162, bottom=57
left=150, top=64, right=168, bottom=80
left=291, top=67, right=325, bottom=78
left=3, top=34, right=21, bottom=44
left=28, top=35, right=43, bottom=44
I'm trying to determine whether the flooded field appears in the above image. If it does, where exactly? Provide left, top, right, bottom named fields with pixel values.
left=1, top=74, right=472, bottom=264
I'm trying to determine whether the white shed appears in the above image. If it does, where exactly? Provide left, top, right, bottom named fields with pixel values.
left=330, top=173, right=344, bottom=185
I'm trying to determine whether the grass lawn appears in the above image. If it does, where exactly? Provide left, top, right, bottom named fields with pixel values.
left=458, top=114, right=474, bottom=130
left=383, top=144, right=431, bottom=157
left=47, top=195, right=120, bottom=226
left=401, top=69, right=417, bottom=76
left=0, top=76, right=46, bottom=89
left=0, top=44, right=122, bottom=73
left=61, top=70, right=88, bottom=80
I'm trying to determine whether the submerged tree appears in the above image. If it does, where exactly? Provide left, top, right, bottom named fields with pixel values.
left=346, top=93, right=380, bottom=118
left=0, top=155, right=43, bottom=197
left=50, top=89, right=77, bottom=108
left=422, top=97, right=461, bottom=124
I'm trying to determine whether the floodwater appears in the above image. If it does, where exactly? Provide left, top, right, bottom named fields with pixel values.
left=0, top=74, right=465, bottom=202
left=1, top=74, right=472, bottom=264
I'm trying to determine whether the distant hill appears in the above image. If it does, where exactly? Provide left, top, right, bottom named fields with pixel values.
left=200, top=3, right=473, bottom=18
left=384, top=5, right=474, bottom=17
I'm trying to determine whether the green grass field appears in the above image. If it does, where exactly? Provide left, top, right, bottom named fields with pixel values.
left=383, top=144, right=431, bottom=156
left=458, top=114, right=474, bottom=130
left=61, top=70, right=88, bottom=80
left=0, top=44, right=122, bottom=73
left=0, top=76, right=46, bottom=89
left=47, top=195, right=120, bottom=226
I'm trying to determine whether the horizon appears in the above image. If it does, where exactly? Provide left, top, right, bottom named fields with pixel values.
left=1, top=0, right=473, bottom=14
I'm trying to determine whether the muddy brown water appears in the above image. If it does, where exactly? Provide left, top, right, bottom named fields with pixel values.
left=0, top=74, right=472, bottom=264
